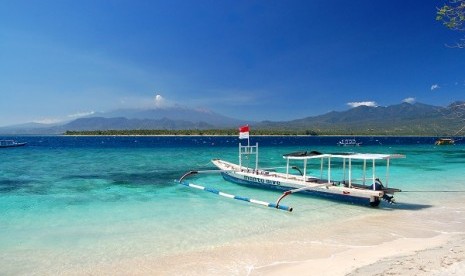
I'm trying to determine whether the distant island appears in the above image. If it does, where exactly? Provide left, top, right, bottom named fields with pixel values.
left=64, top=129, right=319, bottom=136
left=2, top=101, right=464, bottom=136
left=64, top=128, right=457, bottom=136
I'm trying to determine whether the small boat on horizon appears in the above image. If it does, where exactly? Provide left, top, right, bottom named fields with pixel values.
left=0, top=140, right=27, bottom=148
left=434, top=138, right=455, bottom=146
left=337, top=138, right=362, bottom=146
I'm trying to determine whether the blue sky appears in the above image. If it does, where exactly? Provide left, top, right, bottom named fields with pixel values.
left=1, top=0, right=464, bottom=127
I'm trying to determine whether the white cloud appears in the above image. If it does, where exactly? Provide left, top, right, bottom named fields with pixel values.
left=347, top=101, right=378, bottom=108
left=431, top=84, right=440, bottom=91
left=154, top=94, right=167, bottom=108
left=402, top=97, right=416, bottom=104
left=153, top=94, right=178, bottom=109
left=68, top=111, right=95, bottom=118
left=33, top=118, right=62, bottom=124
left=32, top=111, right=95, bottom=125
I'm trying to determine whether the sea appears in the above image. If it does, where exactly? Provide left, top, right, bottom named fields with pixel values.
left=1, top=135, right=464, bottom=275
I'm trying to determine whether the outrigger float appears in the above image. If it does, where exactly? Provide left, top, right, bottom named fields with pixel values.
left=179, top=138, right=404, bottom=211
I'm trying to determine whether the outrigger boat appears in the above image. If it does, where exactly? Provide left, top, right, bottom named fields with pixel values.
left=337, top=138, right=361, bottom=146
left=180, top=141, right=405, bottom=210
left=0, top=140, right=27, bottom=148
left=435, top=138, right=455, bottom=146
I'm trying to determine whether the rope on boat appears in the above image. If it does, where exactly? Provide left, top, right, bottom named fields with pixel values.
left=176, top=180, right=293, bottom=212
left=275, top=183, right=331, bottom=208
left=179, top=170, right=234, bottom=182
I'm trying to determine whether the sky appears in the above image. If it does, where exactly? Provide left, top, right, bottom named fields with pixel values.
left=1, top=0, right=464, bottom=127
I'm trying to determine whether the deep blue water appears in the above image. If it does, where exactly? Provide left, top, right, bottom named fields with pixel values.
left=1, top=135, right=463, bottom=148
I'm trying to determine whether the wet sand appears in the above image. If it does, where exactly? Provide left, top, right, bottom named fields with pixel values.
left=348, top=235, right=465, bottom=276
left=251, top=197, right=465, bottom=276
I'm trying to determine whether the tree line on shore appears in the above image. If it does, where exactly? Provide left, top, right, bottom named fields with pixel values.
left=64, top=129, right=319, bottom=136
left=63, top=128, right=461, bottom=136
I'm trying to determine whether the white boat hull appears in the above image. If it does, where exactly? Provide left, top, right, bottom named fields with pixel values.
left=212, top=159, right=385, bottom=206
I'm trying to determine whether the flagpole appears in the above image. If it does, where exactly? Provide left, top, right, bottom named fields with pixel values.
left=247, top=124, right=250, bottom=146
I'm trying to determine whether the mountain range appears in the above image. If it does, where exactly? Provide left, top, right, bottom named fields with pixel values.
left=1, top=101, right=464, bottom=135
left=0, top=107, right=249, bottom=135
left=257, top=101, right=464, bottom=135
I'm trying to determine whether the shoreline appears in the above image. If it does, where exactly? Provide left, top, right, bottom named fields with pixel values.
left=66, top=196, right=463, bottom=276
left=253, top=233, right=465, bottom=276
left=250, top=197, right=465, bottom=276
left=348, top=234, right=465, bottom=276
left=2, top=191, right=465, bottom=275
left=146, top=195, right=465, bottom=275
left=4, top=214, right=463, bottom=276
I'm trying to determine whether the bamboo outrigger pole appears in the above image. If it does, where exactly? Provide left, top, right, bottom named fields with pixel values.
left=176, top=180, right=293, bottom=212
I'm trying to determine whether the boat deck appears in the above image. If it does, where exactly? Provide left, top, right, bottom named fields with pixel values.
left=213, top=159, right=394, bottom=194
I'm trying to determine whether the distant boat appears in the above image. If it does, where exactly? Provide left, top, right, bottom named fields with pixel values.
left=0, top=140, right=27, bottom=148
left=337, top=139, right=361, bottom=146
left=435, top=138, right=455, bottom=146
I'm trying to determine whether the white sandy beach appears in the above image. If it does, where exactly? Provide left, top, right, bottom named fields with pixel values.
left=252, top=196, right=465, bottom=276
left=255, top=233, right=465, bottom=276
left=47, top=195, right=464, bottom=276
left=158, top=195, right=465, bottom=275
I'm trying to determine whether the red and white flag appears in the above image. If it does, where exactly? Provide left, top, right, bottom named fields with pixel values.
left=239, top=125, right=249, bottom=139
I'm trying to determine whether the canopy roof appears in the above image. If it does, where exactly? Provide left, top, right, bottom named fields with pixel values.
left=283, top=151, right=405, bottom=161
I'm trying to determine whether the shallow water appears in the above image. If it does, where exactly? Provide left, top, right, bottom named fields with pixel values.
left=0, top=136, right=464, bottom=274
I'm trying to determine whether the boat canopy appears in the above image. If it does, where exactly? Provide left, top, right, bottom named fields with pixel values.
left=283, top=152, right=405, bottom=161
left=331, top=153, right=405, bottom=160
left=282, top=151, right=405, bottom=188
left=282, top=151, right=330, bottom=159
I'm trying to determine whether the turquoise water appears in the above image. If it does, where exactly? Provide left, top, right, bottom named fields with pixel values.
left=1, top=136, right=464, bottom=274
